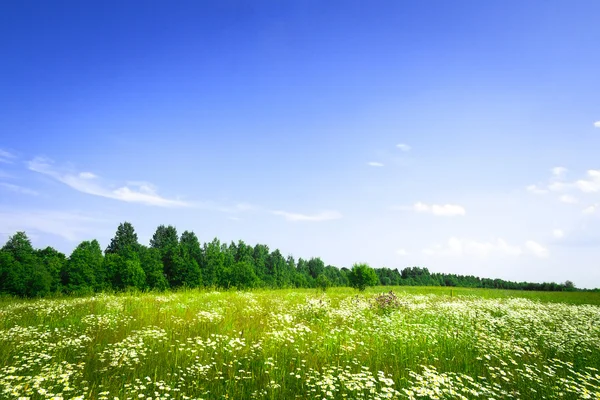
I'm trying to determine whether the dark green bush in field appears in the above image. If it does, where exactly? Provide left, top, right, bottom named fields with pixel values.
left=349, top=263, right=379, bottom=291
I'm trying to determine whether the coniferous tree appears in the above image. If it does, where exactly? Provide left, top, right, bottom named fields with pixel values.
left=106, top=222, right=139, bottom=255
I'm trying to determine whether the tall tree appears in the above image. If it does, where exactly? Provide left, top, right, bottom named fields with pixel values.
left=64, top=240, right=103, bottom=294
left=139, top=246, right=168, bottom=290
left=202, top=238, right=223, bottom=287
left=106, top=222, right=139, bottom=255
left=307, top=257, right=325, bottom=279
left=176, top=231, right=203, bottom=288
left=150, top=225, right=179, bottom=286
left=37, top=246, right=67, bottom=293
left=150, top=225, right=179, bottom=253
left=1, top=232, right=47, bottom=296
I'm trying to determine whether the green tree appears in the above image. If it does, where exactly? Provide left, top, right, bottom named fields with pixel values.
left=349, top=263, right=379, bottom=291
left=176, top=231, right=203, bottom=288
left=150, top=225, right=179, bottom=286
left=2, top=232, right=48, bottom=297
left=37, top=246, right=66, bottom=294
left=316, top=273, right=331, bottom=292
left=64, top=240, right=103, bottom=294
left=106, top=222, right=140, bottom=255
left=307, top=257, right=325, bottom=279
left=139, top=246, right=168, bottom=290
left=104, top=251, right=146, bottom=290
left=202, top=238, right=223, bottom=287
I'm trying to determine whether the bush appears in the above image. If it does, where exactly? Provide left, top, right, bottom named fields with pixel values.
left=349, top=263, right=379, bottom=291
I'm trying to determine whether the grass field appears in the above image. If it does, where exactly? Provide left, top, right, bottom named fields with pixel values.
left=1, top=287, right=599, bottom=399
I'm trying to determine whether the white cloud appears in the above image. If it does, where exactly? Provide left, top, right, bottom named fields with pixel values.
left=396, top=249, right=408, bottom=256
left=525, top=240, right=549, bottom=258
left=272, top=210, right=342, bottom=222
left=396, top=143, right=411, bottom=152
left=583, top=203, right=599, bottom=214
left=367, top=162, right=384, bottom=167
left=422, top=237, right=522, bottom=258
left=559, top=194, right=578, bottom=204
left=551, top=166, right=567, bottom=179
left=574, top=170, right=600, bottom=193
left=413, top=202, right=466, bottom=216
left=552, top=229, right=565, bottom=239
left=548, top=182, right=567, bottom=192
left=28, top=157, right=190, bottom=208
left=79, top=172, right=97, bottom=179
left=0, top=209, right=105, bottom=242
left=0, top=149, right=16, bottom=164
left=594, top=121, right=600, bottom=128
left=526, top=184, right=548, bottom=194
left=0, top=182, right=39, bottom=196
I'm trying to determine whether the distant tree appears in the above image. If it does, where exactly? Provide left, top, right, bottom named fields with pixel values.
left=106, top=222, right=139, bottom=255
left=176, top=231, right=203, bottom=288
left=349, top=263, right=379, bottom=291
left=307, top=257, right=325, bottom=279
left=150, top=225, right=179, bottom=286
left=139, top=246, right=168, bottom=290
left=64, top=240, right=103, bottom=294
left=104, top=250, right=146, bottom=290
left=228, top=260, right=259, bottom=289
left=37, top=246, right=66, bottom=293
left=1, top=232, right=49, bottom=297
left=316, top=273, right=331, bottom=292
left=564, top=280, right=575, bottom=291
left=202, top=238, right=223, bottom=287
left=150, top=225, right=179, bottom=253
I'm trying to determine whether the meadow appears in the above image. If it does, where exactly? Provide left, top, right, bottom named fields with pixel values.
left=0, top=287, right=599, bottom=400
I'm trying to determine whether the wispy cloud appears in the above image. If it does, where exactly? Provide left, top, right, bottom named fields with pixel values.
left=413, top=202, right=466, bottom=217
left=0, top=209, right=106, bottom=242
left=28, top=157, right=191, bottom=208
left=0, top=149, right=16, bottom=164
left=552, top=229, right=565, bottom=239
left=272, top=210, right=342, bottom=222
left=396, top=248, right=408, bottom=256
left=526, top=184, right=548, bottom=195
left=367, top=161, right=384, bottom=167
left=525, top=240, right=549, bottom=258
left=396, top=143, right=411, bottom=152
left=559, top=194, right=578, bottom=204
left=0, top=182, right=39, bottom=196
left=583, top=203, right=599, bottom=214
left=551, top=166, right=567, bottom=179
left=422, top=237, right=522, bottom=258
left=594, top=121, right=600, bottom=128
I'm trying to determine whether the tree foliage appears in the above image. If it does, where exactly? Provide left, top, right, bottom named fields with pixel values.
left=0, top=222, right=586, bottom=297
left=349, top=263, right=379, bottom=291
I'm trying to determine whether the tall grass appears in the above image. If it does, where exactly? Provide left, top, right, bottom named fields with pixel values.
left=1, top=287, right=599, bottom=399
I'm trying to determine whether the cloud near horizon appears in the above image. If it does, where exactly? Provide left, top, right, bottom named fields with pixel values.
left=28, top=157, right=191, bottom=208
left=272, top=210, right=342, bottom=222
left=0, top=209, right=107, bottom=242
left=423, top=237, right=548, bottom=258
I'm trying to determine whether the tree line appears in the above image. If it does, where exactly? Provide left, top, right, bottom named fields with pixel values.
left=0, top=222, right=585, bottom=298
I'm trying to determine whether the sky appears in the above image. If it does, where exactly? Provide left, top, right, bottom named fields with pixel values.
left=1, top=0, right=599, bottom=287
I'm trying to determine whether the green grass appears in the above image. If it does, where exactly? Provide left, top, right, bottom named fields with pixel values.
left=1, top=287, right=599, bottom=399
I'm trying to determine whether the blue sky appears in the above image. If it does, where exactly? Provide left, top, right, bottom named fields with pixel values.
left=1, top=0, right=599, bottom=287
